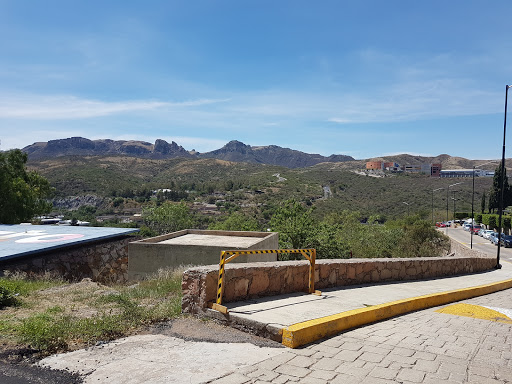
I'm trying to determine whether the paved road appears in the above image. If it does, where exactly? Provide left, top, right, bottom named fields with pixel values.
left=444, top=226, right=512, bottom=263
left=211, top=288, right=512, bottom=384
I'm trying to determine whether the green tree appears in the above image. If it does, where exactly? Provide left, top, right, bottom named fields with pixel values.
left=0, top=149, right=53, bottom=224
left=481, top=191, right=486, bottom=214
left=488, top=164, right=511, bottom=213
left=489, top=215, right=497, bottom=230
left=142, top=201, right=195, bottom=235
left=209, top=212, right=260, bottom=232
left=309, top=222, right=350, bottom=259
left=504, top=217, right=511, bottom=234
left=394, top=220, right=450, bottom=258
left=269, top=199, right=316, bottom=250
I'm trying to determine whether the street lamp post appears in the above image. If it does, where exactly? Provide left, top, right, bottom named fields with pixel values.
left=446, top=182, right=463, bottom=227
left=471, top=160, right=498, bottom=249
left=451, top=193, right=458, bottom=222
left=432, top=187, right=443, bottom=225
left=497, top=85, right=511, bottom=270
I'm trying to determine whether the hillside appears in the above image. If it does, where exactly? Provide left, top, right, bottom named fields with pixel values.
left=21, top=136, right=506, bottom=220
left=27, top=154, right=495, bottom=221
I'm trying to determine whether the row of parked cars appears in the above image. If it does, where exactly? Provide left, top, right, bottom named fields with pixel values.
left=462, top=222, right=512, bottom=247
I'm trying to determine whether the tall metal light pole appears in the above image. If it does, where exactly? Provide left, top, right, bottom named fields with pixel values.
left=497, top=85, right=511, bottom=270
left=471, top=160, right=498, bottom=249
left=451, top=193, right=458, bottom=222
left=432, top=187, right=443, bottom=225
left=446, top=182, right=463, bottom=227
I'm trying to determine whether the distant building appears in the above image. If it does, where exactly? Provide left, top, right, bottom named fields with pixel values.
left=403, top=164, right=422, bottom=173
left=383, top=162, right=400, bottom=171
left=403, top=163, right=442, bottom=177
left=366, top=161, right=401, bottom=172
left=366, top=161, right=384, bottom=170
left=366, top=161, right=440, bottom=177
left=440, top=169, right=495, bottom=178
left=431, top=163, right=442, bottom=177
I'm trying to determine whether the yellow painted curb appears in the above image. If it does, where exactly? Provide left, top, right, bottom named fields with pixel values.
left=281, top=278, right=512, bottom=348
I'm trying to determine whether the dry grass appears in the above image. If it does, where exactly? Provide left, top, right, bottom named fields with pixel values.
left=0, top=268, right=184, bottom=355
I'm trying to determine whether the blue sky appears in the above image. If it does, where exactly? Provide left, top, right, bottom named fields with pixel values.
left=1, top=1, right=512, bottom=160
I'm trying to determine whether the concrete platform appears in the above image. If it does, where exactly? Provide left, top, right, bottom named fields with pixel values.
left=158, top=233, right=262, bottom=247
left=128, top=229, right=278, bottom=280
left=217, top=260, right=512, bottom=348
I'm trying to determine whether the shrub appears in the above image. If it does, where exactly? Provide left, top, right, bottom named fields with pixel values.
left=143, top=201, right=196, bottom=235
left=209, top=212, right=260, bottom=232
left=0, top=286, right=18, bottom=308
left=488, top=215, right=497, bottom=230
left=270, top=199, right=316, bottom=251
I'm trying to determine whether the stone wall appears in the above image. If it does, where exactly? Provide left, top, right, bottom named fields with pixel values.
left=182, top=253, right=496, bottom=314
left=0, top=236, right=135, bottom=284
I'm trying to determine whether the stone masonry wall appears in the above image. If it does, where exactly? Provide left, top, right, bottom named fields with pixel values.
left=182, top=252, right=496, bottom=314
left=0, top=237, right=135, bottom=284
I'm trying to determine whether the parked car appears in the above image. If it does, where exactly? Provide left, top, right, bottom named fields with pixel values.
left=463, top=223, right=472, bottom=231
left=482, top=230, right=494, bottom=240
left=501, top=235, right=512, bottom=248
left=490, top=232, right=503, bottom=245
left=435, top=222, right=446, bottom=228
left=477, top=228, right=485, bottom=237
left=470, top=225, right=482, bottom=234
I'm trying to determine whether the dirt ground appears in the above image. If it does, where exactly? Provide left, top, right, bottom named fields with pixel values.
left=0, top=313, right=282, bottom=383
left=0, top=276, right=281, bottom=382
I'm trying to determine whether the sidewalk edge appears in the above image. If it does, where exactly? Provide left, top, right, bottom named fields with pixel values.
left=282, top=278, right=512, bottom=348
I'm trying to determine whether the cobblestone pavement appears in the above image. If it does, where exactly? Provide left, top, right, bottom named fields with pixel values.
left=209, top=288, right=512, bottom=384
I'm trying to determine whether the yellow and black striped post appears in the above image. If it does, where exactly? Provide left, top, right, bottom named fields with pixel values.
left=213, top=248, right=318, bottom=310
left=216, top=251, right=227, bottom=305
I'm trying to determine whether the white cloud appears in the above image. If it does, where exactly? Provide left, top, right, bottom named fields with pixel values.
left=378, top=151, right=435, bottom=157
left=0, top=94, right=230, bottom=120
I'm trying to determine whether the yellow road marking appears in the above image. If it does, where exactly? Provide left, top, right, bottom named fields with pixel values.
left=436, top=303, right=512, bottom=324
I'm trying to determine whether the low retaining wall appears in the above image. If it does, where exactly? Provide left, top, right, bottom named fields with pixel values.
left=449, top=238, right=492, bottom=259
left=0, top=237, right=134, bottom=284
left=182, top=251, right=496, bottom=314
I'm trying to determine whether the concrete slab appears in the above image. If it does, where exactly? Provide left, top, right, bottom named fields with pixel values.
left=159, top=233, right=262, bottom=247
left=220, top=261, right=512, bottom=348
left=39, top=335, right=283, bottom=384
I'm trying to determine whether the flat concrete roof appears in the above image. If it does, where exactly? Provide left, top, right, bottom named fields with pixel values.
left=158, top=234, right=264, bottom=247
left=0, top=224, right=138, bottom=262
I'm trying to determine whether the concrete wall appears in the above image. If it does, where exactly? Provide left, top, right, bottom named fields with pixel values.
left=182, top=252, right=496, bottom=314
left=0, top=237, right=134, bottom=284
left=128, top=229, right=278, bottom=281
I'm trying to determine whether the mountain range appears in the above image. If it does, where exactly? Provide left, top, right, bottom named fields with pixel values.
left=21, top=136, right=500, bottom=170
left=22, top=137, right=355, bottom=169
